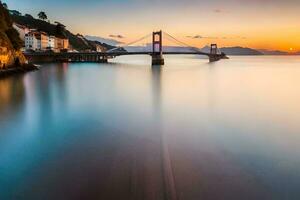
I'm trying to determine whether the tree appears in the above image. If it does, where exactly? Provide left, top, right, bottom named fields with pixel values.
left=38, top=11, right=47, bottom=21
left=10, top=10, right=21, bottom=16
left=2, top=2, right=7, bottom=9
left=25, top=14, right=33, bottom=18
left=55, top=22, right=67, bottom=38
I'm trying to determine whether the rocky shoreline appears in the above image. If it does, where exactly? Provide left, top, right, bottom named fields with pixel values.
left=0, top=64, right=38, bottom=78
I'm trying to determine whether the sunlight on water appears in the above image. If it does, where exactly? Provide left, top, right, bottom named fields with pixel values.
left=1, top=56, right=300, bottom=199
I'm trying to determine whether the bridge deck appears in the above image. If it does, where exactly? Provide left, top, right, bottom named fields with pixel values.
left=24, top=51, right=213, bottom=57
left=24, top=51, right=227, bottom=64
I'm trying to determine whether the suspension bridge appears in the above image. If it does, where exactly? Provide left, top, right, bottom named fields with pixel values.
left=25, top=31, right=228, bottom=65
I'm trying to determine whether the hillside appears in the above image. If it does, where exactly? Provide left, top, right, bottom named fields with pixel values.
left=201, top=46, right=263, bottom=55
left=11, top=14, right=119, bottom=51
left=257, top=49, right=289, bottom=55
left=219, top=47, right=263, bottom=55
left=85, top=35, right=122, bottom=46
left=0, top=3, right=26, bottom=69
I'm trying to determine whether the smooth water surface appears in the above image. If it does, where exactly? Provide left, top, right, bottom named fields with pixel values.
left=1, top=56, right=300, bottom=199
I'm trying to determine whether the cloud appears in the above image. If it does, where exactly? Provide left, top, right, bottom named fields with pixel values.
left=187, top=35, right=218, bottom=39
left=213, top=9, right=223, bottom=13
left=109, top=34, right=125, bottom=39
left=187, top=35, right=247, bottom=40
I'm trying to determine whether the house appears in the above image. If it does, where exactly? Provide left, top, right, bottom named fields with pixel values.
left=25, top=31, right=39, bottom=51
left=48, top=36, right=56, bottom=51
left=62, top=38, right=69, bottom=49
left=36, top=32, right=49, bottom=51
left=25, top=31, right=49, bottom=51
left=55, top=37, right=69, bottom=52
left=94, top=44, right=106, bottom=52
left=13, top=23, right=30, bottom=41
left=25, top=30, right=70, bottom=52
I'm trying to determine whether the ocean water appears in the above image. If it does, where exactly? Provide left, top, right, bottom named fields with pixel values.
left=1, top=55, right=300, bottom=200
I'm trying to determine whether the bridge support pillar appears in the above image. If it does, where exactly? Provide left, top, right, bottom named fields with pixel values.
left=152, top=54, right=164, bottom=65
left=152, top=31, right=164, bottom=66
left=209, top=55, right=220, bottom=62
left=209, top=44, right=222, bottom=62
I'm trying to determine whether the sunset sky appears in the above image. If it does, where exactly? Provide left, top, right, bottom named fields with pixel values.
left=6, top=0, right=300, bottom=51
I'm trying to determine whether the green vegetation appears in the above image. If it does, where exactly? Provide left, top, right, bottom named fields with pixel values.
left=0, top=2, right=12, bottom=30
left=5, top=28, right=23, bottom=49
left=2, top=2, right=7, bottom=9
left=24, top=14, right=34, bottom=19
left=37, top=11, right=47, bottom=21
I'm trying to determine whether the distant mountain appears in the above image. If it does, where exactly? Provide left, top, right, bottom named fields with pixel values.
left=257, top=49, right=289, bottom=55
left=219, top=46, right=263, bottom=55
left=85, top=35, right=122, bottom=46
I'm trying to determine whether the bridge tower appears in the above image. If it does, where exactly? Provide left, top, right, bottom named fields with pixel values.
left=210, top=44, right=218, bottom=55
left=209, top=44, right=220, bottom=62
left=152, top=31, right=164, bottom=65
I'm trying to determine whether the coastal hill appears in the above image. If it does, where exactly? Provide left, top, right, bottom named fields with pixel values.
left=257, top=49, right=289, bottom=55
left=85, top=35, right=122, bottom=46
left=219, top=46, right=263, bottom=55
left=0, top=2, right=26, bottom=69
left=201, top=46, right=263, bottom=55
left=10, top=13, right=119, bottom=52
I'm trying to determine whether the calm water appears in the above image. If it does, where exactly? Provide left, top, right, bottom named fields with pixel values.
left=1, top=56, right=300, bottom=200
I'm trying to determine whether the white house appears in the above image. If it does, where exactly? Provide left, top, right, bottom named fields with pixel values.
left=13, top=23, right=30, bottom=41
left=25, top=31, right=39, bottom=51
left=25, top=31, right=48, bottom=51
left=48, top=36, right=56, bottom=50
left=24, top=30, right=70, bottom=52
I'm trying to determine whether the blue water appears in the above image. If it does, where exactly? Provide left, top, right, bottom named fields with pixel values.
left=1, top=55, right=300, bottom=199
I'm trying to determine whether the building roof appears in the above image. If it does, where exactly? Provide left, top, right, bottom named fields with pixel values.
left=13, top=23, right=28, bottom=30
left=25, top=31, right=48, bottom=39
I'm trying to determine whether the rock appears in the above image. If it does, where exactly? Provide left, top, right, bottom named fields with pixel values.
left=0, top=3, right=26, bottom=69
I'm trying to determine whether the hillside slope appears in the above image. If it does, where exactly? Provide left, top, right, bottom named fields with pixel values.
left=0, top=3, right=26, bottom=69
left=220, top=47, right=263, bottom=55
left=11, top=14, right=118, bottom=51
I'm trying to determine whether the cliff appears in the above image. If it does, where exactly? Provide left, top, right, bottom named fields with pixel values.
left=0, top=3, right=26, bottom=69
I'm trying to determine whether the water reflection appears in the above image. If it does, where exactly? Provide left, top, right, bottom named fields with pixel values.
left=151, top=66, right=163, bottom=119
left=1, top=56, right=300, bottom=199
left=0, top=75, right=26, bottom=121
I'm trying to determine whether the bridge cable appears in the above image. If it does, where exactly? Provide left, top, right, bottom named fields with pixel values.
left=163, top=31, right=223, bottom=55
left=163, top=31, right=203, bottom=53
left=107, top=33, right=152, bottom=52
left=163, top=36, right=200, bottom=53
